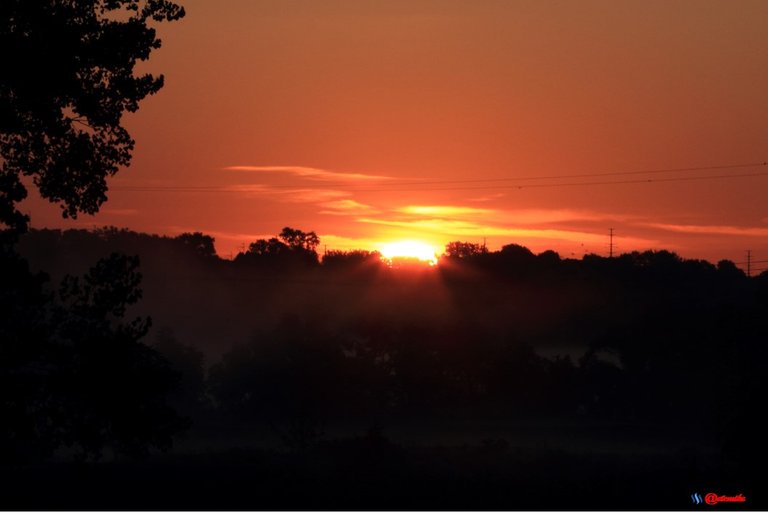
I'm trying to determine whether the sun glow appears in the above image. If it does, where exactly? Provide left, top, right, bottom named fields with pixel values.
left=379, top=240, right=440, bottom=266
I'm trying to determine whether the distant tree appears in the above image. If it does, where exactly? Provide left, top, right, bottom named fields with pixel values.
left=537, top=249, right=561, bottom=263
left=626, top=249, right=681, bottom=268
left=493, top=243, right=536, bottom=277
left=500, top=243, right=535, bottom=260
left=445, top=241, right=484, bottom=259
left=717, top=259, right=746, bottom=279
left=279, top=227, right=320, bottom=253
left=247, top=237, right=288, bottom=256
left=322, top=249, right=383, bottom=270
left=176, top=232, right=217, bottom=259
left=236, top=228, right=320, bottom=267
left=0, top=0, right=185, bottom=232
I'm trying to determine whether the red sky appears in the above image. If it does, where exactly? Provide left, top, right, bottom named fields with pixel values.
left=23, top=0, right=768, bottom=268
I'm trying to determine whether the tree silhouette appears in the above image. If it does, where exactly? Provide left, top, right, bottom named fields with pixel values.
left=54, top=253, right=186, bottom=459
left=322, top=249, right=383, bottom=272
left=176, top=232, right=217, bottom=259
left=1, top=253, right=185, bottom=461
left=500, top=243, right=535, bottom=260
left=236, top=227, right=321, bottom=267
left=0, top=0, right=185, bottom=231
left=0, top=1, right=187, bottom=462
left=279, top=227, right=320, bottom=253
left=248, top=237, right=288, bottom=256
left=444, top=241, right=484, bottom=259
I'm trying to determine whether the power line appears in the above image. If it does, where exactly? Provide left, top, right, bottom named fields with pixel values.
left=351, top=171, right=768, bottom=192
left=221, top=161, right=768, bottom=189
left=112, top=165, right=768, bottom=194
left=734, top=259, right=768, bottom=265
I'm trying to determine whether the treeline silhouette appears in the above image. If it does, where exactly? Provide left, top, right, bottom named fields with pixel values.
left=4, top=226, right=767, bottom=509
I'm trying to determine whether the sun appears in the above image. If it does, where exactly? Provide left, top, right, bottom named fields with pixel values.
left=379, top=240, right=439, bottom=267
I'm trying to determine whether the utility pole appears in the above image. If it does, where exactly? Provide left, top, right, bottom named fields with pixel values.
left=747, top=249, right=752, bottom=277
left=609, top=228, right=614, bottom=258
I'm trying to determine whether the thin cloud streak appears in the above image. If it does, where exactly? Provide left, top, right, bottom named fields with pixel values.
left=357, top=216, right=656, bottom=247
left=224, top=165, right=391, bottom=182
left=644, top=223, right=768, bottom=237
left=490, top=208, right=626, bottom=225
left=393, top=205, right=631, bottom=225
left=318, top=234, right=384, bottom=252
left=228, top=184, right=350, bottom=203
left=319, top=199, right=378, bottom=216
left=467, top=193, right=506, bottom=202
left=281, top=189, right=350, bottom=203
left=398, top=205, right=495, bottom=216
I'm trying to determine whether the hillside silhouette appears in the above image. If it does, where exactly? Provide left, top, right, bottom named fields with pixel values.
left=3, top=226, right=765, bottom=509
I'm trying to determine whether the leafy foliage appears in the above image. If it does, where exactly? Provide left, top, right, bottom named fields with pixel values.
left=0, top=0, right=185, bottom=231
left=0, top=1, right=187, bottom=462
left=278, top=226, right=320, bottom=253
left=235, top=226, right=321, bottom=267
left=444, top=241, right=484, bottom=259
left=176, top=232, right=217, bottom=259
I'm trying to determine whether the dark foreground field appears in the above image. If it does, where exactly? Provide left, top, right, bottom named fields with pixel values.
left=3, top=228, right=765, bottom=510
left=2, top=431, right=757, bottom=510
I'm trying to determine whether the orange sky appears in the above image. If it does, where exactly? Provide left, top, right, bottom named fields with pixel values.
left=23, top=0, right=768, bottom=269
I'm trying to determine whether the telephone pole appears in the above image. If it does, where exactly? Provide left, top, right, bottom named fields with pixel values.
left=747, top=249, right=752, bottom=277
left=609, top=228, right=614, bottom=258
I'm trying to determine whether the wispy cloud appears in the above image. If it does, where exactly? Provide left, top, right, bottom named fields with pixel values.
left=394, top=205, right=626, bottom=225
left=317, top=234, right=383, bottom=251
left=319, top=199, right=378, bottom=216
left=221, top=165, right=388, bottom=207
left=398, top=205, right=495, bottom=216
left=227, top=184, right=272, bottom=195
left=224, top=165, right=390, bottom=182
left=227, top=184, right=349, bottom=202
left=644, top=223, right=768, bottom=237
left=494, top=208, right=621, bottom=225
left=359, top=217, right=616, bottom=243
left=281, top=189, right=350, bottom=203
left=467, top=193, right=506, bottom=202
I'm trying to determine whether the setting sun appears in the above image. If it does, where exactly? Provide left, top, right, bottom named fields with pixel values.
left=5, top=1, right=767, bottom=509
left=379, top=240, right=440, bottom=266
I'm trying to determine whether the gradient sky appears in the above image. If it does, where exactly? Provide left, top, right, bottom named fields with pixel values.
left=23, top=0, right=768, bottom=268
